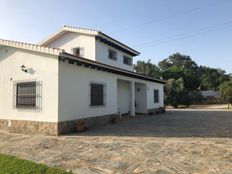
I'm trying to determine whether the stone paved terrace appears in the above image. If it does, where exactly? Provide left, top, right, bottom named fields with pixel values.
left=0, top=109, right=232, bottom=174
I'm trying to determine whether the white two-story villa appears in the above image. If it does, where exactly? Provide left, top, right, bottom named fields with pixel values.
left=0, top=25, right=165, bottom=135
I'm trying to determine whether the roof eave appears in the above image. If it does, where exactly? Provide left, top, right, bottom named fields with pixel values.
left=98, top=32, right=140, bottom=56
left=59, top=52, right=165, bottom=84
left=0, top=39, right=62, bottom=56
left=39, top=26, right=99, bottom=46
left=39, top=26, right=140, bottom=56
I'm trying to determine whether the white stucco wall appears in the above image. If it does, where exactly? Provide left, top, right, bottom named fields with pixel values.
left=0, top=46, right=59, bottom=122
left=60, top=60, right=164, bottom=120
left=44, top=32, right=134, bottom=71
left=58, top=60, right=164, bottom=122
left=95, top=40, right=133, bottom=71
left=58, top=61, right=118, bottom=122
left=147, top=82, right=164, bottom=109
left=46, top=32, right=96, bottom=61
left=117, top=80, right=131, bottom=114
left=117, top=76, right=164, bottom=110
left=135, top=83, right=147, bottom=113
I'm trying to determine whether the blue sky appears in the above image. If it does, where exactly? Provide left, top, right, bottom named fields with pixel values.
left=0, top=0, right=232, bottom=73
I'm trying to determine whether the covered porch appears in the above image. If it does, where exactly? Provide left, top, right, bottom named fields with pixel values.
left=117, top=79, right=147, bottom=116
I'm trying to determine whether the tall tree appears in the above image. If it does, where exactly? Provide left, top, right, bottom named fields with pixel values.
left=158, top=53, right=198, bottom=71
left=159, top=53, right=201, bottom=90
left=164, top=78, right=202, bottom=108
left=133, top=59, right=161, bottom=79
left=199, top=66, right=230, bottom=90
left=219, top=81, right=232, bottom=109
left=164, top=78, right=189, bottom=108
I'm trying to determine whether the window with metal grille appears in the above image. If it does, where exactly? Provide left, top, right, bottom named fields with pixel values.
left=154, top=89, right=159, bottom=103
left=90, top=83, right=105, bottom=106
left=108, top=49, right=117, bottom=60
left=16, top=81, right=36, bottom=107
left=123, top=56, right=132, bottom=65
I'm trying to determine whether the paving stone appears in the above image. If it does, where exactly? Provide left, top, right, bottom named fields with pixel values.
left=0, top=110, right=232, bottom=173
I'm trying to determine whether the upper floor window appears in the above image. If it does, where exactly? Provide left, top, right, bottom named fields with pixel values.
left=108, top=49, right=117, bottom=60
left=73, top=47, right=84, bottom=57
left=154, top=89, right=159, bottom=103
left=123, top=56, right=132, bottom=66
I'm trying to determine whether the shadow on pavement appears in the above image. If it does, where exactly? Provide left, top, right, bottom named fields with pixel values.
left=69, top=110, right=232, bottom=138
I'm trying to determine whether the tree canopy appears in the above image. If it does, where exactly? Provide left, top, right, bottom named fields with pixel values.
left=199, top=66, right=230, bottom=90
left=219, top=81, right=232, bottom=109
left=133, top=59, right=161, bottom=79
left=133, top=52, right=230, bottom=108
left=158, top=53, right=198, bottom=71
left=158, top=53, right=201, bottom=90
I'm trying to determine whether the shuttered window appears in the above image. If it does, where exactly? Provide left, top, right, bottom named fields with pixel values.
left=16, top=82, right=36, bottom=107
left=90, top=83, right=105, bottom=106
left=154, top=89, right=159, bottom=103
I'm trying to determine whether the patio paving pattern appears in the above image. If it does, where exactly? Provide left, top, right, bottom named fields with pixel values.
left=0, top=110, right=232, bottom=173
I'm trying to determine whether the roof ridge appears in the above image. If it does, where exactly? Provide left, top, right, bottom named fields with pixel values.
left=39, top=25, right=140, bottom=55
left=63, top=25, right=100, bottom=33
left=0, top=38, right=63, bottom=55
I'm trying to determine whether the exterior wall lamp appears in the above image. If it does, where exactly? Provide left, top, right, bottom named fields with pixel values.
left=21, top=65, right=28, bottom=73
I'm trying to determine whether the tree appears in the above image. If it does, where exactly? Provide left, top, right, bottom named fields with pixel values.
left=219, top=81, right=232, bottom=109
left=188, top=91, right=203, bottom=104
left=229, top=74, right=232, bottom=81
left=162, top=66, right=184, bottom=80
left=162, top=66, right=200, bottom=90
left=199, top=66, right=230, bottom=90
left=164, top=78, right=203, bottom=108
left=133, top=59, right=161, bottom=79
left=158, top=53, right=198, bottom=72
left=164, top=78, right=188, bottom=108
left=159, top=53, right=201, bottom=90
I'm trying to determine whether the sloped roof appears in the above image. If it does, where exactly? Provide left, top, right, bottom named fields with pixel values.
left=0, top=38, right=63, bottom=55
left=59, top=52, right=166, bottom=84
left=0, top=38, right=164, bottom=84
left=39, top=25, right=140, bottom=56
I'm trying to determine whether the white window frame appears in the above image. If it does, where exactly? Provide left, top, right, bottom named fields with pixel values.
left=72, top=47, right=85, bottom=57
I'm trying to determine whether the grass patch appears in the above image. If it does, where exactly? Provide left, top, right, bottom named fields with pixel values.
left=0, top=153, right=72, bottom=174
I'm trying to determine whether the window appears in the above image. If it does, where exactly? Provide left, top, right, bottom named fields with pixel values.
left=73, top=47, right=84, bottom=57
left=123, top=56, right=132, bottom=65
left=108, top=49, right=117, bottom=60
left=16, top=81, right=36, bottom=107
left=90, top=83, right=105, bottom=106
left=154, top=89, right=159, bottom=103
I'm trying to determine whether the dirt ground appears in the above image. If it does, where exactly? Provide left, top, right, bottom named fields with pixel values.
left=0, top=109, right=232, bottom=174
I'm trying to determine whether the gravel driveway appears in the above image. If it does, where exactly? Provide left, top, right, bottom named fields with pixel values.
left=0, top=109, right=232, bottom=174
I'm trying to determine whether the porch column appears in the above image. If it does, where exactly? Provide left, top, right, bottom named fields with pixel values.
left=130, top=80, right=135, bottom=116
